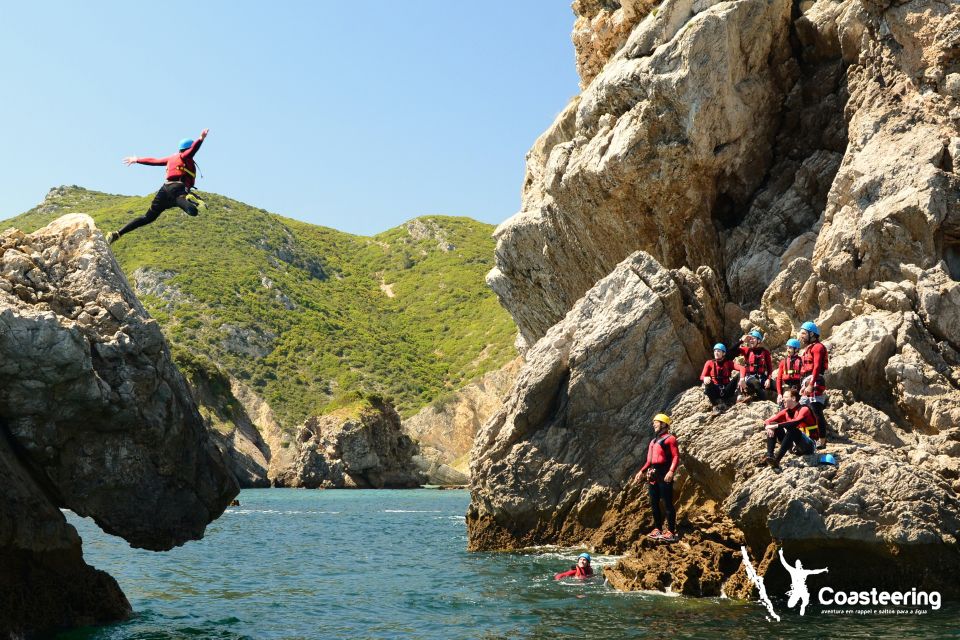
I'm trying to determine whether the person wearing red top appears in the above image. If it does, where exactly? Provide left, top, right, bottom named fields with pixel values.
left=733, top=330, right=773, bottom=403
left=107, top=129, right=209, bottom=243
left=775, top=339, right=805, bottom=407
left=702, top=343, right=738, bottom=412
left=758, top=389, right=818, bottom=468
left=798, top=321, right=829, bottom=449
left=633, top=414, right=680, bottom=543
left=554, top=553, right=594, bottom=580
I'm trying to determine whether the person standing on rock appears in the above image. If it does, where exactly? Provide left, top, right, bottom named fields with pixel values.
left=775, top=339, right=805, bottom=408
left=701, top=343, right=738, bottom=413
left=734, top=330, right=773, bottom=403
left=554, top=553, right=594, bottom=580
left=633, top=414, right=680, bottom=543
left=758, top=389, right=817, bottom=469
left=107, top=129, right=209, bottom=244
left=798, top=321, right=829, bottom=449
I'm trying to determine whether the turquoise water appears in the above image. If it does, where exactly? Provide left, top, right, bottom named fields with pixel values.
left=56, top=489, right=958, bottom=639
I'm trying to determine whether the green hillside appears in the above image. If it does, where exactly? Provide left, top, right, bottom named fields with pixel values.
left=3, top=186, right=516, bottom=428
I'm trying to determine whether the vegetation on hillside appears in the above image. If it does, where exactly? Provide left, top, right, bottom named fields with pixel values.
left=3, top=186, right=516, bottom=428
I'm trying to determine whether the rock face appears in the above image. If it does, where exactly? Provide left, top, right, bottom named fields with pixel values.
left=0, top=215, right=238, bottom=636
left=403, top=357, right=522, bottom=484
left=271, top=398, right=422, bottom=489
left=471, top=0, right=960, bottom=599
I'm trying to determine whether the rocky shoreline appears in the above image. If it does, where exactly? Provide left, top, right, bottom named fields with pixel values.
left=469, top=0, right=960, bottom=599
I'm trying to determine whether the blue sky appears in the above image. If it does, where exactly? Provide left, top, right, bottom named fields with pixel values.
left=0, top=2, right=580, bottom=235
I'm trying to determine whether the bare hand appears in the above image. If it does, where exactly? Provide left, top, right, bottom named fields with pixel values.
left=123, top=156, right=137, bottom=166
left=664, top=471, right=674, bottom=483
left=200, top=128, right=209, bottom=139
left=764, top=379, right=771, bottom=389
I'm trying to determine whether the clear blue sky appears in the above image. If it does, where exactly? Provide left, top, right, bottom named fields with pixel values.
left=0, top=2, right=580, bottom=235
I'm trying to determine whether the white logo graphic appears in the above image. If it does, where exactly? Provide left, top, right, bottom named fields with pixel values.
left=741, top=546, right=942, bottom=618
left=778, top=548, right=828, bottom=615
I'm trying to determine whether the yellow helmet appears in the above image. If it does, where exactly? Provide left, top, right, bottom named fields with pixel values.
left=653, top=413, right=672, bottom=425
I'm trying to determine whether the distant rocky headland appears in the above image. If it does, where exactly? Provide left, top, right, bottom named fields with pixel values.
left=470, top=0, right=960, bottom=599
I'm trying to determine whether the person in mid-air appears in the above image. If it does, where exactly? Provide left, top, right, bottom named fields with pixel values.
left=107, top=129, right=209, bottom=243
left=554, top=553, right=594, bottom=580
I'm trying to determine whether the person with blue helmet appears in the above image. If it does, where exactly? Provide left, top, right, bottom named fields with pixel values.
left=554, top=552, right=594, bottom=579
left=107, top=128, right=209, bottom=243
left=775, top=338, right=804, bottom=408
left=798, top=321, right=829, bottom=448
left=733, top=329, right=773, bottom=403
left=701, top=342, right=738, bottom=413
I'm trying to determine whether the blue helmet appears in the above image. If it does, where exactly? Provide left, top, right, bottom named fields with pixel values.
left=578, top=553, right=591, bottom=562
left=713, top=343, right=726, bottom=353
left=749, top=329, right=763, bottom=341
left=801, top=321, right=820, bottom=336
left=178, top=138, right=194, bottom=151
left=786, top=339, right=802, bottom=349
left=818, top=453, right=837, bottom=466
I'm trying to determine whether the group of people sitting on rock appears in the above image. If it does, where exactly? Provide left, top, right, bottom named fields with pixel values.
left=701, top=321, right=829, bottom=456
left=622, top=321, right=831, bottom=546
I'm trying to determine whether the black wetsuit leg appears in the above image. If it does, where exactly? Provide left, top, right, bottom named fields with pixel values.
left=658, top=480, right=676, bottom=531
left=721, top=379, right=739, bottom=402
left=648, top=481, right=663, bottom=530
left=117, top=182, right=196, bottom=237
left=775, top=426, right=803, bottom=461
left=808, top=401, right=827, bottom=440
left=704, top=383, right=721, bottom=404
left=766, top=425, right=786, bottom=458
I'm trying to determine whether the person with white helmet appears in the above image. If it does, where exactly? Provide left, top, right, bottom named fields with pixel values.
left=798, top=321, right=829, bottom=448
left=107, top=129, right=209, bottom=243
left=733, top=329, right=773, bottom=403
left=633, top=414, right=680, bottom=543
left=701, top=343, right=738, bottom=413
left=775, top=339, right=805, bottom=408
left=554, top=552, right=594, bottom=580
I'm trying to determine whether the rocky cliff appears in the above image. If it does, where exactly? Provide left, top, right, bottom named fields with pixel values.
left=271, top=398, right=422, bottom=489
left=470, top=0, right=960, bottom=598
left=0, top=215, right=238, bottom=636
left=404, top=357, right=522, bottom=484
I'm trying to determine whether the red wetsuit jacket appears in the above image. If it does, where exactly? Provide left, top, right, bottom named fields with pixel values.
left=639, top=433, right=679, bottom=476
left=734, top=343, right=773, bottom=379
left=554, top=566, right=594, bottom=580
left=776, top=354, right=804, bottom=395
left=136, top=138, right=204, bottom=189
left=800, top=342, right=829, bottom=396
left=701, top=359, right=735, bottom=386
left=764, top=405, right=818, bottom=435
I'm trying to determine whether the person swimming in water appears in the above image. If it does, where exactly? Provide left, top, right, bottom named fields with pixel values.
left=554, top=553, right=594, bottom=580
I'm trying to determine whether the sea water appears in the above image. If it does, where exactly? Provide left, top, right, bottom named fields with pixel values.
left=56, top=489, right=958, bottom=639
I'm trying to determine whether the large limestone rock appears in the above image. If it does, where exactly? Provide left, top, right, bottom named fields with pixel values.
left=0, top=215, right=238, bottom=635
left=471, top=0, right=960, bottom=600
left=272, top=398, right=423, bottom=489
left=469, top=252, right=723, bottom=549
left=403, top=357, right=522, bottom=484
left=489, top=0, right=795, bottom=346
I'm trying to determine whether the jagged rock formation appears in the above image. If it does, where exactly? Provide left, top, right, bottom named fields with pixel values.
left=0, top=215, right=238, bottom=636
left=271, top=398, right=422, bottom=489
left=404, top=357, right=522, bottom=484
left=471, top=0, right=960, bottom=598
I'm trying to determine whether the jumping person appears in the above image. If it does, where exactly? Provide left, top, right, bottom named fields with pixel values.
left=633, top=414, right=680, bottom=543
left=758, top=389, right=818, bottom=469
left=779, top=549, right=828, bottom=616
left=798, top=321, right=829, bottom=449
left=734, top=330, right=773, bottom=403
left=775, top=339, right=804, bottom=408
left=107, top=129, right=209, bottom=243
left=554, top=553, right=594, bottom=580
left=702, top=343, right=738, bottom=413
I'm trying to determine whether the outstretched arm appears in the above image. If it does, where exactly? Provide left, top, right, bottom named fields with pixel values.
left=778, top=549, right=790, bottom=570
left=182, top=128, right=209, bottom=159
left=807, top=568, right=828, bottom=575
left=124, top=154, right=168, bottom=166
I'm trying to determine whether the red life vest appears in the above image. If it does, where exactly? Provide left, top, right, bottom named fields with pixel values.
left=781, top=355, right=803, bottom=382
left=648, top=434, right=676, bottom=467
left=745, top=348, right=771, bottom=377
left=801, top=342, right=828, bottom=377
left=703, top=359, right=733, bottom=386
